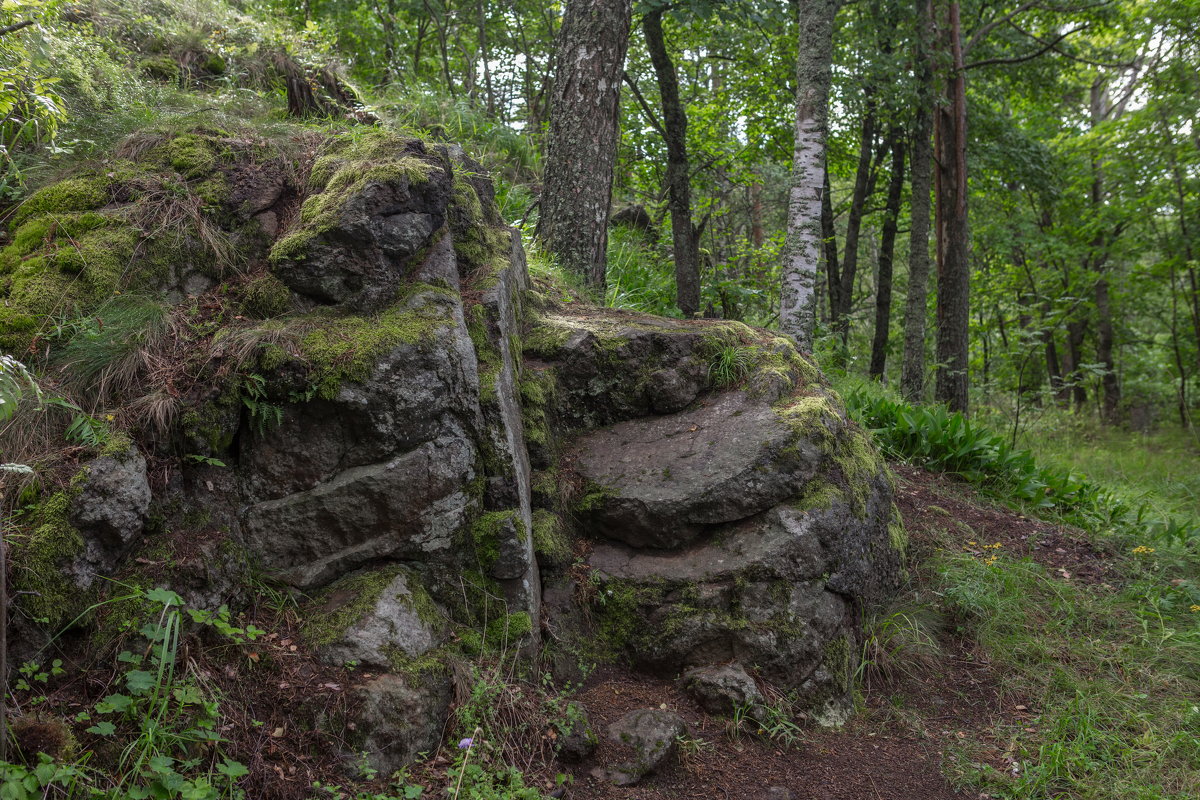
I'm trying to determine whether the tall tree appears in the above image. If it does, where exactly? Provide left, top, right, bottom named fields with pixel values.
left=537, top=0, right=633, bottom=289
left=870, top=129, right=906, bottom=378
left=780, top=0, right=841, bottom=350
left=643, top=7, right=701, bottom=316
left=933, top=0, right=970, bottom=412
left=900, top=0, right=935, bottom=402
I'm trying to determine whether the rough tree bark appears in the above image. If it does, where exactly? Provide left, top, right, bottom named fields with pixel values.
left=900, top=0, right=935, bottom=402
left=933, top=0, right=970, bottom=413
left=536, top=0, right=632, bottom=290
left=644, top=9, right=701, bottom=316
left=870, top=130, right=906, bottom=379
left=781, top=0, right=841, bottom=351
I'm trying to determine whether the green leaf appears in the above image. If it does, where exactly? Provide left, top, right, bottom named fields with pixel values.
left=86, top=721, right=116, bottom=736
left=96, top=693, right=133, bottom=713
left=145, top=587, right=183, bottom=607
left=125, top=670, right=156, bottom=695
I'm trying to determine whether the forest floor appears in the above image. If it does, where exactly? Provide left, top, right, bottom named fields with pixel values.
left=558, top=464, right=1120, bottom=800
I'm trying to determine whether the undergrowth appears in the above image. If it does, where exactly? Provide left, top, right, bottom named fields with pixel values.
left=842, top=377, right=1200, bottom=799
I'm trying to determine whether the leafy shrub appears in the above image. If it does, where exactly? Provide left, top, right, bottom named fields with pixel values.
left=842, top=382, right=1198, bottom=548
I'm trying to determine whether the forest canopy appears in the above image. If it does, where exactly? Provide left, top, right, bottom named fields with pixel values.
left=2, top=0, right=1199, bottom=430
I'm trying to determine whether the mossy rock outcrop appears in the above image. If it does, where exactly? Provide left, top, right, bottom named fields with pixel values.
left=523, top=293, right=903, bottom=721
left=4, top=121, right=902, bottom=774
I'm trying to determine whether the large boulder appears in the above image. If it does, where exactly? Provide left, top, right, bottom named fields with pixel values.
left=525, top=302, right=905, bottom=722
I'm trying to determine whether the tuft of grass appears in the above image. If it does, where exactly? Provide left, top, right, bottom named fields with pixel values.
left=707, top=344, right=756, bottom=388
left=52, top=295, right=172, bottom=401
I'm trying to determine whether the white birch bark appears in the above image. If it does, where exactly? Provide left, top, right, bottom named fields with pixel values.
left=780, top=0, right=841, bottom=352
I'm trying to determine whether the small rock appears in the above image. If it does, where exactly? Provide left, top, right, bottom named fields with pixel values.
left=680, top=662, right=763, bottom=716
left=763, top=787, right=792, bottom=800
left=555, top=713, right=597, bottom=763
left=601, top=708, right=686, bottom=786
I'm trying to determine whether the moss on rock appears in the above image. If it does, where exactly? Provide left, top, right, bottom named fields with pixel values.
left=301, top=564, right=443, bottom=650
left=297, top=283, right=457, bottom=398
left=270, top=129, right=438, bottom=265
left=531, top=509, right=571, bottom=567
left=10, top=491, right=87, bottom=629
left=13, top=177, right=110, bottom=227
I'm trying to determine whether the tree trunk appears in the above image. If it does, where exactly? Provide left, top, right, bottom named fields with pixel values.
left=1065, top=318, right=1088, bottom=411
left=750, top=181, right=764, bottom=249
left=837, top=97, right=880, bottom=340
left=870, top=130, right=905, bottom=379
left=933, top=0, right=970, bottom=413
left=478, top=2, right=496, bottom=115
left=1095, top=276, right=1120, bottom=422
left=822, top=167, right=841, bottom=326
left=537, top=0, right=632, bottom=290
left=900, top=0, right=935, bottom=403
left=1045, top=333, right=1064, bottom=401
left=780, top=0, right=841, bottom=351
left=644, top=9, right=700, bottom=316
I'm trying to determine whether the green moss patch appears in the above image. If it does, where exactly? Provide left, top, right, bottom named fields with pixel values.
left=297, top=283, right=456, bottom=398
left=270, top=129, right=440, bottom=265
left=9, top=492, right=88, bottom=629
left=531, top=509, right=571, bottom=567
left=471, top=509, right=523, bottom=571
left=13, top=177, right=110, bottom=227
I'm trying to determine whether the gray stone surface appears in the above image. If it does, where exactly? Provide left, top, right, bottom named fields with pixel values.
left=569, top=392, right=822, bottom=549
left=525, top=309, right=711, bottom=429
left=680, top=663, right=763, bottom=716
left=273, top=146, right=452, bottom=312
left=352, top=672, right=451, bottom=775
left=555, top=712, right=597, bottom=763
left=315, top=570, right=444, bottom=669
left=241, top=434, right=475, bottom=589
left=68, top=445, right=151, bottom=576
left=601, top=708, right=687, bottom=786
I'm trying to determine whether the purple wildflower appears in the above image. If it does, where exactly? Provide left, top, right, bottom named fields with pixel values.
left=458, top=737, right=474, bottom=749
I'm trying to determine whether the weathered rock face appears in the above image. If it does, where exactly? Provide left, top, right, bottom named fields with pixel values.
left=68, top=445, right=152, bottom=578
left=9, top=125, right=902, bottom=776
left=525, top=304, right=904, bottom=720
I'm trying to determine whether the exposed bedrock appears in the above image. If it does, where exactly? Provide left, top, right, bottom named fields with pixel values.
left=8, top=126, right=903, bottom=776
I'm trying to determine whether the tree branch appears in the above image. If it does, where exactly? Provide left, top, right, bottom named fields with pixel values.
left=0, top=20, right=34, bottom=37
left=621, top=70, right=666, bottom=139
left=965, top=27, right=1081, bottom=70
left=964, top=0, right=1042, bottom=56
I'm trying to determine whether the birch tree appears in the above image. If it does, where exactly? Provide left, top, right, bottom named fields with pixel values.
left=780, top=0, right=841, bottom=351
